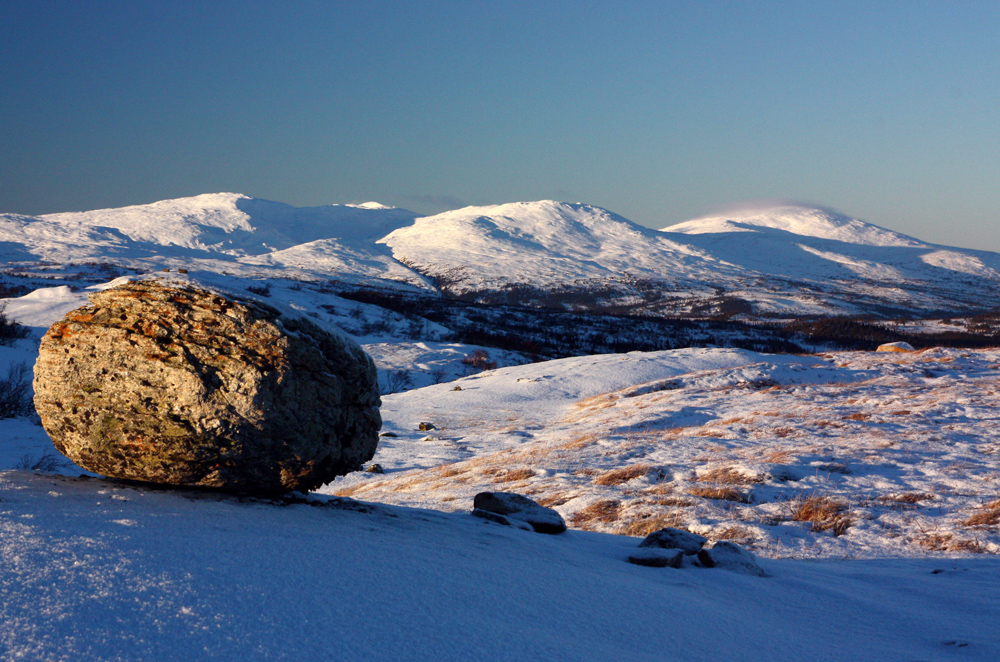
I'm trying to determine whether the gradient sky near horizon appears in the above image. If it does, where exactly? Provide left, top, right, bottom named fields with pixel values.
left=2, top=1, right=999, bottom=249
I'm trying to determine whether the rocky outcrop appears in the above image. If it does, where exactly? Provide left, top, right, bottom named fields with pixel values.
left=33, top=280, right=381, bottom=493
left=472, top=492, right=567, bottom=534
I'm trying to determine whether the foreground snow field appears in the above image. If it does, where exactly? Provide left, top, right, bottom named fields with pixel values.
left=3, top=471, right=999, bottom=662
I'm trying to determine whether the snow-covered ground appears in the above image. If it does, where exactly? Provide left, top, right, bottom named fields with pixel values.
left=3, top=273, right=1000, bottom=659
left=3, top=470, right=998, bottom=662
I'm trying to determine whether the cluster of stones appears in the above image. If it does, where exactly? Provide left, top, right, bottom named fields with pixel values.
left=33, top=281, right=381, bottom=494
left=470, top=493, right=762, bottom=574
left=628, top=527, right=765, bottom=576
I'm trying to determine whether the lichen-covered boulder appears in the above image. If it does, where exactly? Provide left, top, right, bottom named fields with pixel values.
left=33, top=280, right=381, bottom=493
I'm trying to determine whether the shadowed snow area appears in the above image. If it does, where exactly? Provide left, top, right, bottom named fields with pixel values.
left=3, top=472, right=999, bottom=662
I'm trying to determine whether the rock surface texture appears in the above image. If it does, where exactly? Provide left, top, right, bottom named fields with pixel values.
left=33, top=280, right=381, bottom=493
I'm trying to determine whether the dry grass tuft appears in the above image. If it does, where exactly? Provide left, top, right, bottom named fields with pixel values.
left=593, top=463, right=652, bottom=486
left=435, top=464, right=468, bottom=478
left=643, top=496, right=695, bottom=507
left=481, top=467, right=536, bottom=483
left=569, top=499, right=622, bottom=527
left=844, top=412, right=871, bottom=422
left=536, top=492, right=573, bottom=508
left=696, top=466, right=763, bottom=485
left=687, top=486, right=748, bottom=503
left=793, top=496, right=851, bottom=535
left=962, top=500, right=1000, bottom=527
left=617, top=512, right=686, bottom=537
left=558, top=433, right=600, bottom=450
left=713, top=525, right=757, bottom=543
left=915, top=532, right=987, bottom=553
left=878, top=492, right=935, bottom=507
left=764, top=450, right=796, bottom=463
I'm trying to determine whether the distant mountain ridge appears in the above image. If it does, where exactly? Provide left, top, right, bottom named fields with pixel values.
left=3, top=193, right=1000, bottom=318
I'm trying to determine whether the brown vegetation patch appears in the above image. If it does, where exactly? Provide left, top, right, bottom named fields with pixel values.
left=713, top=525, right=756, bottom=543
left=643, top=496, right=696, bottom=507
left=617, top=512, right=686, bottom=537
left=962, top=500, right=1000, bottom=527
left=844, top=412, right=871, bottom=421
left=764, top=450, right=795, bottom=463
left=793, top=496, right=851, bottom=535
left=593, top=463, right=652, bottom=486
left=696, top=429, right=727, bottom=438
left=878, top=492, right=935, bottom=507
left=490, top=467, right=536, bottom=483
left=435, top=464, right=469, bottom=478
left=696, top=466, right=764, bottom=485
left=558, top=433, right=600, bottom=450
left=687, top=486, right=748, bottom=503
left=569, top=499, right=622, bottom=528
left=915, top=532, right=987, bottom=553
left=536, top=492, right=573, bottom=508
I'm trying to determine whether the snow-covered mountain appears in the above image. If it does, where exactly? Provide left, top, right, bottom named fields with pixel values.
left=380, top=200, right=734, bottom=303
left=3, top=193, right=1000, bottom=318
left=659, top=205, right=1000, bottom=316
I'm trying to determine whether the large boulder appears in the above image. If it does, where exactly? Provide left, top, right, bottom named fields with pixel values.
left=33, top=280, right=381, bottom=493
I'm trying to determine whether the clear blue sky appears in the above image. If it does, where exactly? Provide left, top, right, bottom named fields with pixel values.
left=2, top=1, right=998, bottom=249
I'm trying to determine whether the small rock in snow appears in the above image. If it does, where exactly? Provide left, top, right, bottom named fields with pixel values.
left=628, top=548, right=684, bottom=568
left=471, top=509, right=533, bottom=531
left=418, top=422, right=436, bottom=431
left=638, top=527, right=707, bottom=555
left=473, top=492, right=567, bottom=534
left=697, top=541, right=766, bottom=576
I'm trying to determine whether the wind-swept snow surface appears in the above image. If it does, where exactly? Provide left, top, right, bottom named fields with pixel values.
left=2, top=472, right=999, bottom=662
